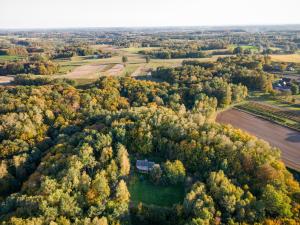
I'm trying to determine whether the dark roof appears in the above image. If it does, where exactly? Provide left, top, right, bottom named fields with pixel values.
left=136, top=159, right=155, bottom=171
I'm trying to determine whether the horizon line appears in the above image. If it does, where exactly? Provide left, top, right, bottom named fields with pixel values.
left=1, top=23, right=300, bottom=31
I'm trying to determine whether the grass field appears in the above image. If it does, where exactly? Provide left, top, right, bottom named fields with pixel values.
left=0, top=55, right=24, bottom=62
left=47, top=45, right=228, bottom=85
left=270, top=54, right=300, bottom=63
left=128, top=174, right=184, bottom=207
left=120, top=47, right=160, bottom=54
left=228, top=44, right=259, bottom=52
left=249, top=92, right=300, bottom=111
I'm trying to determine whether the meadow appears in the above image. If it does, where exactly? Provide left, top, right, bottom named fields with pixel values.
left=128, top=174, right=185, bottom=207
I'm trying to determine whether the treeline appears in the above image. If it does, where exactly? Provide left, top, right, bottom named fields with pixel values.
left=139, top=49, right=207, bottom=59
left=153, top=65, right=247, bottom=107
left=0, top=60, right=60, bottom=75
left=0, top=47, right=28, bottom=56
left=52, top=46, right=112, bottom=59
left=181, top=55, right=275, bottom=92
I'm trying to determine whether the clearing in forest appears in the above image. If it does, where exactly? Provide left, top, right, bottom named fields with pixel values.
left=128, top=174, right=184, bottom=207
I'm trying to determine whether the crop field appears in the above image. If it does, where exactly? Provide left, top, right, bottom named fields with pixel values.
left=236, top=101, right=300, bottom=131
left=217, top=109, right=300, bottom=171
left=52, top=46, right=224, bottom=84
left=248, top=92, right=300, bottom=111
left=270, top=54, right=300, bottom=63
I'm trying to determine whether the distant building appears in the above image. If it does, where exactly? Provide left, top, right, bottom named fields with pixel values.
left=273, top=78, right=291, bottom=92
left=136, top=159, right=157, bottom=173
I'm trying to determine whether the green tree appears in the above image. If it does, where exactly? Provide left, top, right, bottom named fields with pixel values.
left=163, top=160, right=186, bottom=184
left=150, top=164, right=162, bottom=184
left=291, top=83, right=299, bottom=95
left=122, top=56, right=128, bottom=64
left=261, top=185, right=292, bottom=218
left=146, top=56, right=150, bottom=63
left=184, top=182, right=215, bottom=224
left=117, top=144, right=130, bottom=177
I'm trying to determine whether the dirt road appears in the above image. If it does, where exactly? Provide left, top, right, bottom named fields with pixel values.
left=217, top=109, right=300, bottom=171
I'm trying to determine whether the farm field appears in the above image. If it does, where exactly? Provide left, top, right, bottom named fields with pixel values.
left=228, top=44, right=259, bottom=52
left=236, top=101, right=300, bottom=130
left=0, top=76, right=14, bottom=84
left=128, top=174, right=184, bottom=207
left=50, top=46, right=224, bottom=84
left=270, top=54, right=300, bottom=63
left=0, top=55, right=24, bottom=62
left=217, top=108, right=300, bottom=171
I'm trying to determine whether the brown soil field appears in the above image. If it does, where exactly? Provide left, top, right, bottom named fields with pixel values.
left=0, top=76, right=14, bottom=84
left=217, top=109, right=300, bottom=171
left=106, top=64, right=124, bottom=76
left=56, top=64, right=107, bottom=80
left=270, top=54, right=300, bottom=63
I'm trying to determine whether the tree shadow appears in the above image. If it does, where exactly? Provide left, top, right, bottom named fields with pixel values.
left=285, top=132, right=300, bottom=143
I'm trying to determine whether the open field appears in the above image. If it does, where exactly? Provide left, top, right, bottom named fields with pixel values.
left=270, top=54, right=300, bottom=63
left=52, top=46, right=225, bottom=83
left=228, top=44, right=259, bottom=52
left=128, top=174, right=184, bottom=207
left=54, top=64, right=107, bottom=80
left=217, top=109, right=300, bottom=171
left=248, top=91, right=300, bottom=111
left=0, top=76, right=14, bottom=84
left=120, top=47, right=160, bottom=53
left=0, top=55, right=24, bottom=62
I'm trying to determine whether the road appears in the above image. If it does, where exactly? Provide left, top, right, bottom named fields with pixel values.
left=217, top=109, right=300, bottom=171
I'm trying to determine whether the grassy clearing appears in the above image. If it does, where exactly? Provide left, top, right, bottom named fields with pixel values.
left=248, top=91, right=300, bottom=111
left=228, top=44, right=259, bottom=52
left=0, top=55, right=24, bottom=62
left=120, top=47, right=160, bottom=54
left=128, top=174, right=184, bottom=207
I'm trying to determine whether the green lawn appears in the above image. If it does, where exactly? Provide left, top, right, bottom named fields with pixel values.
left=128, top=174, right=185, bottom=207
left=248, top=91, right=300, bottom=111
left=228, top=44, right=259, bottom=52
left=0, top=55, right=24, bottom=62
left=120, top=47, right=160, bottom=54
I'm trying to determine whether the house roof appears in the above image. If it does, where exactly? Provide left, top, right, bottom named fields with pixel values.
left=136, top=159, right=155, bottom=171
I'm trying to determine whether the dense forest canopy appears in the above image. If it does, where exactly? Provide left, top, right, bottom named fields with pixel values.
left=0, top=27, right=300, bottom=225
left=0, top=70, right=299, bottom=224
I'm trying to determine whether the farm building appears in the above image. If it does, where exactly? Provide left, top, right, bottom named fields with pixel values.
left=136, top=159, right=157, bottom=173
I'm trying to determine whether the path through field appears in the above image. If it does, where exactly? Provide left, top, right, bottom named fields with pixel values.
left=217, top=109, right=300, bottom=171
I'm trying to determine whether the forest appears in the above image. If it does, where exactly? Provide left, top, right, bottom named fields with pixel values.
left=0, top=27, right=300, bottom=225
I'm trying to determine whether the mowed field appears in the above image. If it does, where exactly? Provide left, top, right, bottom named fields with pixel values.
left=270, top=54, right=300, bottom=63
left=217, top=109, right=300, bottom=171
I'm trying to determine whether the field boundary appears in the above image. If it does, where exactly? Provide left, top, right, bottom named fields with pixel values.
left=233, top=106, right=300, bottom=132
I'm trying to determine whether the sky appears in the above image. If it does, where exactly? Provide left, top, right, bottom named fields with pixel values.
left=1, top=0, right=300, bottom=29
